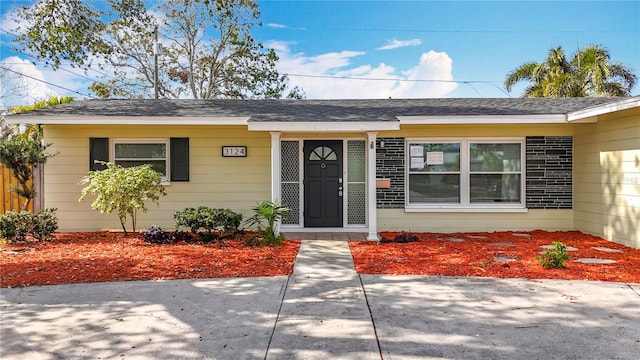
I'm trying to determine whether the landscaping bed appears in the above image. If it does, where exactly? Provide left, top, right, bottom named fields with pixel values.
left=350, top=230, right=640, bottom=283
left=1, top=232, right=300, bottom=288
left=2, top=230, right=639, bottom=288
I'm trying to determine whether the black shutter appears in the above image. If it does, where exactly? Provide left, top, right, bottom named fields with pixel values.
left=89, top=138, right=109, bottom=171
left=170, top=138, right=189, bottom=181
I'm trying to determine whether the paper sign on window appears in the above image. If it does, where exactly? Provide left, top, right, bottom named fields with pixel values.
left=410, top=157, right=425, bottom=169
left=426, top=151, right=444, bottom=165
left=410, top=145, right=424, bottom=157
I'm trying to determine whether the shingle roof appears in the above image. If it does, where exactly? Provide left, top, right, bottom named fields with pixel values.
left=10, top=97, right=628, bottom=122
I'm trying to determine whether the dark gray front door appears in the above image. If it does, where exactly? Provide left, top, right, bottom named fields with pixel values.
left=304, top=140, right=343, bottom=227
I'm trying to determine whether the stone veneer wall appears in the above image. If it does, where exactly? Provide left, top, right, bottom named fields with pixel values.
left=525, top=136, right=573, bottom=209
left=376, top=138, right=405, bottom=209
left=375, top=136, right=574, bottom=210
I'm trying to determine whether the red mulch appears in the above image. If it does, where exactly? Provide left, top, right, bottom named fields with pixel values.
left=2, top=230, right=639, bottom=288
left=350, top=230, right=640, bottom=283
left=0, top=232, right=300, bottom=288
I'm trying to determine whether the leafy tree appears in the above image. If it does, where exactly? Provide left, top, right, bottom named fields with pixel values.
left=13, top=0, right=303, bottom=99
left=504, top=44, right=637, bottom=97
left=0, top=111, right=58, bottom=211
left=79, top=162, right=167, bottom=235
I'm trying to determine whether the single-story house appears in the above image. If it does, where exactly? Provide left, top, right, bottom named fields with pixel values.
left=9, top=97, right=640, bottom=248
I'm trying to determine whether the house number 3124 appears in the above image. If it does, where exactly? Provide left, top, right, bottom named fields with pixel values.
left=222, top=146, right=247, bottom=157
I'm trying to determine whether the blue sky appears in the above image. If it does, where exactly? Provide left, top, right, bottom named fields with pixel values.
left=1, top=0, right=638, bottom=106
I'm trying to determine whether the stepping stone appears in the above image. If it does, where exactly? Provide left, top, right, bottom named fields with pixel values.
left=541, top=245, right=578, bottom=251
left=445, top=237, right=465, bottom=242
left=467, top=235, right=488, bottom=239
left=494, top=256, right=517, bottom=263
left=511, top=233, right=531, bottom=238
left=591, top=247, right=624, bottom=253
left=574, top=258, right=616, bottom=264
left=489, top=242, right=516, bottom=247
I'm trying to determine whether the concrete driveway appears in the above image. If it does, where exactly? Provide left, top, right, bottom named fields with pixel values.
left=1, top=240, right=639, bottom=359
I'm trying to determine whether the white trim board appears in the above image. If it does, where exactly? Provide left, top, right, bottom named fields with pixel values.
left=397, top=114, right=567, bottom=124
left=7, top=116, right=251, bottom=125
left=248, top=121, right=399, bottom=132
left=567, top=97, right=640, bottom=122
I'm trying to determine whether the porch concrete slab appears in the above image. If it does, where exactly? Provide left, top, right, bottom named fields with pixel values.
left=360, top=275, right=640, bottom=360
left=0, top=277, right=287, bottom=360
left=283, top=232, right=368, bottom=241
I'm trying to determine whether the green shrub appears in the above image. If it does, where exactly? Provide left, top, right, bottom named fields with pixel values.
left=0, top=211, right=29, bottom=241
left=174, top=206, right=242, bottom=241
left=0, top=208, right=58, bottom=243
left=79, top=161, right=166, bottom=235
left=536, top=241, right=570, bottom=269
left=30, top=208, right=59, bottom=241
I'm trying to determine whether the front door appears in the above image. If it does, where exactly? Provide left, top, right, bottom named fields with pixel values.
left=304, top=140, right=343, bottom=227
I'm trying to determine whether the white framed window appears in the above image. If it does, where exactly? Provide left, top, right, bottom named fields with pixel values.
left=112, top=139, right=170, bottom=181
left=406, top=138, right=525, bottom=211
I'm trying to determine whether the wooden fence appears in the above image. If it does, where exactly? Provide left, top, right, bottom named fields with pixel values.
left=1, top=164, right=36, bottom=213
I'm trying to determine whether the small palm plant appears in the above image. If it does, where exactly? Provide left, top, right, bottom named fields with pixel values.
left=244, top=200, right=290, bottom=245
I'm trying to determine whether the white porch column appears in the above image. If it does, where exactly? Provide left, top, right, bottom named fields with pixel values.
left=366, top=131, right=378, bottom=240
left=270, top=131, right=282, bottom=202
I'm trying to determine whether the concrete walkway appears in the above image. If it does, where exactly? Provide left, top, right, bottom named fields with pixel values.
left=1, top=240, right=639, bottom=359
left=266, top=240, right=379, bottom=359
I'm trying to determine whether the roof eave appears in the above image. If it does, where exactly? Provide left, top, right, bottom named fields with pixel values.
left=248, top=121, right=400, bottom=132
left=397, top=114, right=568, bottom=125
left=567, top=97, right=640, bottom=122
left=6, top=116, right=250, bottom=125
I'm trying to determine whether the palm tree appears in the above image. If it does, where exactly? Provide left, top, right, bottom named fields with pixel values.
left=504, top=45, right=637, bottom=97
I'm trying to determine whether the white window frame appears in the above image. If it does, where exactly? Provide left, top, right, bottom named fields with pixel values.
left=405, top=137, right=526, bottom=212
left=111, top=138, right=171, bottom=182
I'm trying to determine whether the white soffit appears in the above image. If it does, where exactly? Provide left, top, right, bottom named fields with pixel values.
left=248, top=121, right=400, bottom=132
left=567, top=97, right=640, bottom=122
left=7, top=116, right=251, bottom=125
left=397, top=114, right=568, bottom=124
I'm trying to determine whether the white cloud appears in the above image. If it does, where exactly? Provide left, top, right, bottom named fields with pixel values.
left=267, top=23, right=288, bottom=29
left=0, top=8, right=21, bottom=34
left=267, top=41, right=457, bottom=99
left=0, top=57, right=59, bottom=109
left=377, top=39, right=422, bottom=51
left=392, top=51, right=458, bottom=98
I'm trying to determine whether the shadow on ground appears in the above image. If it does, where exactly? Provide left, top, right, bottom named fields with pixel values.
left=362, top=275, right=640, bottom=359
left=1, top=277, right=287, bottom=359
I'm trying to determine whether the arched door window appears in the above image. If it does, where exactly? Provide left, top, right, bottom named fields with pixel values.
left=309, top=146, right=337, bottom=161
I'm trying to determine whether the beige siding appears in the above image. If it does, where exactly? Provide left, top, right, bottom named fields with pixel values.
left=44, top=125, right=270, bottom=231
left=378, top=209, right=574, bottom=233
left=573, top=108, right=640, bottom=248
